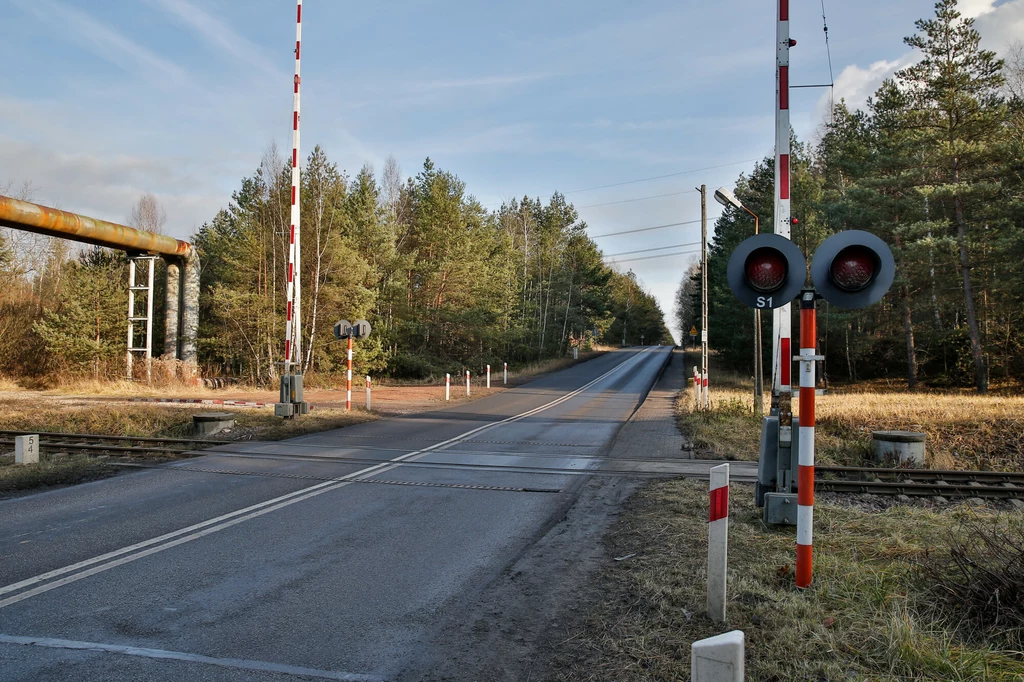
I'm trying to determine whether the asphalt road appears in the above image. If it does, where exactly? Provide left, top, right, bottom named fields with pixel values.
left=0, top=347, right=671, bottom=681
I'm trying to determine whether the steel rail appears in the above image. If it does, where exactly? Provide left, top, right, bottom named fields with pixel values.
left=818, top=465, right=1024, bottom=484
left=0, top=431, right=221, bottom=445
left=817, top=479, right=1021, bottom=499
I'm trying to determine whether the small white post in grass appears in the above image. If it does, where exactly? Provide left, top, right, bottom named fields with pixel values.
left=365, top=375, right=371, bottom=411
left=573, top=347, right=578, bottom=360
left=445, top=373, right=450, bottom=401
left=693, top=366, right=701, bottom=407
left=486, top=364, right=491, bottom=389
left=15, top=434, right=38, bottom=465
left=465, top=369, right=471, bottom=397
left=503, top=362, right=507, bottom=385
left=707, top=462, right=730, bottom=623
left=691, top=630, right=744, bottom=682
left=703, top=371, right=710, bottom=410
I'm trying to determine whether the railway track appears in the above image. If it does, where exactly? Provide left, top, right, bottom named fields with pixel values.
left=0, top=430, right=220, bottom=458
left=2, top=430, right=1023, bottom=499
left=817, top=465, right=1024, bottom=499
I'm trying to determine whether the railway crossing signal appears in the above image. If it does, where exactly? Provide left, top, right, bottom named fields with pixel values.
left=811, top=230, right=895, bottom=309
left=726, top=234, right=806, bottom=310
left=725, top=230, right=895, bottom=589
left=333, top=319, right=372, bottom=412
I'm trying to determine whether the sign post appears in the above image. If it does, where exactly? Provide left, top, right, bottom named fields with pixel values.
left=708, top=463, right=730, bottom=622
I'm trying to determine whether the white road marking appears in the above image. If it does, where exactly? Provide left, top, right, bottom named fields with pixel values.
left=1, top=348, right=660, bottom=610
left=0, top=634, right=380, bottom=681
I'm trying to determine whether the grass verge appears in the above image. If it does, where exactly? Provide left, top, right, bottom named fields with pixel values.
left=0, top=402, right=375, bottom=495
left=677, top=355, right=1024, bottom=469
left=561, top=479, right=1024, bottom=681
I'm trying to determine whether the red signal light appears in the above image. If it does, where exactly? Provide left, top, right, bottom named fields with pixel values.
left=745, top=248, right=788, bottom=292
left=830, top=245, right=877, bottom=291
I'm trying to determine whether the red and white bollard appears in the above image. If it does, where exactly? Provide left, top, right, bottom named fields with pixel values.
left=707, top=463, right=730, bottom=622
left=465, top=370, right=471, bottom=397
left=345, top=336, right=353, bottom=411
left=365, top=375, right=371, bottom=411
left=445, top=373, right=450, bottom=401
left=702, top=371, right=710, bottom=410
left=486, top=364, right=491, bottom=389
left=693, top=367, right=701, bottom=407
left=503, top=362, right=507, bottom=385
left=796, top=290, right=818, bottom=589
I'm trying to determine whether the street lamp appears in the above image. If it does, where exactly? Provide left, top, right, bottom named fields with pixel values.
left=714, top=187, right=759, bottom=234
left=714, top=186, right=765, bottom=417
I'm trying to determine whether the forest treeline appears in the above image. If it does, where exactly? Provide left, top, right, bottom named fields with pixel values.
left=677, top=0, right=1024, bottom=393
left=0, top=152, right=671, bottom=385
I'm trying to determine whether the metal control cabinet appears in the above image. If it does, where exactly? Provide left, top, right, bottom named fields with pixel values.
left=755, top=414, right=801, bottom=525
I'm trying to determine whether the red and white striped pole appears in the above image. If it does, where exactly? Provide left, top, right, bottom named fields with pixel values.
left=283, top=0, right=303, bottom=373
left=693, top=366, right=701, bottom=407
left=702, top=372, right=710, bottom=410
left=707, top=463, right=730, bottom=622
left=445, top=373, right=450, bottom=401
left=365, top=375, right=371, bottom=411
left=465, top=369, right=471, bottom=397
left=345, top=336, right=353, bottom=411
left=796, top=290, right=817, bottom=589
left=772, top=0, right=794, bottom=399
left=486, top=364, right=491, bottom=389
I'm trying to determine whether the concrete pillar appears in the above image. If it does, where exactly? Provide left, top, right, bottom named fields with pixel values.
left=692, top=630, right=744, bottom=682
left=180, top=252, right=200, bottom=364
left=15, top=435, right=39, bottom=465
left=163, top=259, right=180, bottom=359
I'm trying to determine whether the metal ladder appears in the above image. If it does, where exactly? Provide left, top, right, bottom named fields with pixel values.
left=126, top=255, right=156, bottom=382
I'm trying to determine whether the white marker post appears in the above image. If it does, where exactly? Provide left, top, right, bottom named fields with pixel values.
left=486, top=364, right=491, bottom=389
left=445, top=373, right=450, bottom=401
left=691, top=630, right=745, bottom=682
left=693, top=366, right=701, bottom=407
left=703, top=371, right=710, bottom=410
left=465, top=370, right=471, bottom=397
left=503, top=362, right=507, bottom=385
left=365, top=375, right=371, bottom=411
left=707, top=463, right=730, bottom=623
left=15, top=434, right=38, bottom=465
left=573, top=347, right=578, bottom=360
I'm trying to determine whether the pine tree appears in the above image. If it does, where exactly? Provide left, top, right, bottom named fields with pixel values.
left=897, top=0, right=1007, bottom=393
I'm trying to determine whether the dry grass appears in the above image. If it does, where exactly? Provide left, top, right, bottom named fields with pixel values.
left=677, top=355, right=1024, bottom=470
left=561, top=480, right=1024, bottom=681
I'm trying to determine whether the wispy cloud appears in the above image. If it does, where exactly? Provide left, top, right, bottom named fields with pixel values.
left=13, top=0, right=190, bottom=86
left=151, top=0, right=286, bottom=80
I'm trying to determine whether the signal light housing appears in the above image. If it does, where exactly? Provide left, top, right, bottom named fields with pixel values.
left=727, top=234, right=807, bottom=309
left=811, top=230, right=894, bottom=309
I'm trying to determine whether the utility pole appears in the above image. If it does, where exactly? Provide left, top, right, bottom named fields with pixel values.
left=699, top=184, right=709, bottom=410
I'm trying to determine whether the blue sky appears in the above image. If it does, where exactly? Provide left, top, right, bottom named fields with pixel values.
left=2, top=0, right=1021, bottom=340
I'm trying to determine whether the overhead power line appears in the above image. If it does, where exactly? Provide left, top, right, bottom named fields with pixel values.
left=565, top=159, right=759, bottom=194
left=602, top=240, right=701, bottom=258
left=605, top=248, right=700, bottom=265
left=590, top=218, right=704, bottom=239
left=578, top=189, right=699, bottom=210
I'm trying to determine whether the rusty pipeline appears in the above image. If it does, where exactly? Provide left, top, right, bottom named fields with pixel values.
left=0, top=194, right=192, bottom=257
